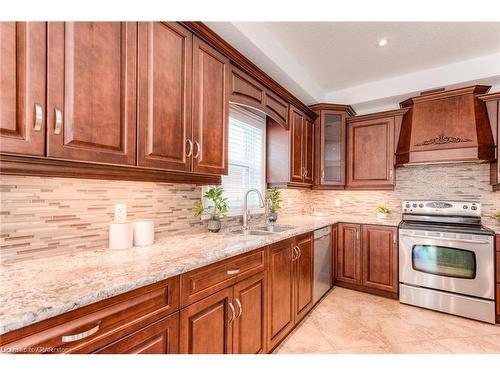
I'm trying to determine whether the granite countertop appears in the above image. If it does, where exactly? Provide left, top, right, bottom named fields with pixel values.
left=4, top=211, right=493, bottom=336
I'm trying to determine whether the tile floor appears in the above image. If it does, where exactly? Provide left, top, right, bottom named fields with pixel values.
left=274, top=287, right=500, bottom=354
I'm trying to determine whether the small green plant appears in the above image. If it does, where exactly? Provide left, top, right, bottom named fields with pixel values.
left=266, top=188, right=282, bottom=214
left=494, top=211, right=500, bottom=221
left=193, top=186, right=228, bottom=220
left=375, top=205, right=391, bottom=214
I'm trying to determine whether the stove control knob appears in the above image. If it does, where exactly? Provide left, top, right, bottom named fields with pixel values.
left=463, top=205, right=468, bottom=210
left=412, top=203, right=417, bottom=208
left=405, top=204, right=410, bottom=208
left=418, top=204, right=424, bottom=208
left=471, top=206, right=477, bottom=210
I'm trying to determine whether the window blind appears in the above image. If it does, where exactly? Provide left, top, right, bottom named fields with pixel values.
left=221, top=105, right=266, bottom=211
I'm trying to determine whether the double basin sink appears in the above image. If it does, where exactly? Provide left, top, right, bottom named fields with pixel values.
left=231, top=224, right=295, bottom=236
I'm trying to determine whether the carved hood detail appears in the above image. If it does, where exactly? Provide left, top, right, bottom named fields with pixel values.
left=396, top=85, right=495, bottom=165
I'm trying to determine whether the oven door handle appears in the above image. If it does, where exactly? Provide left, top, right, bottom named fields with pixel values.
left=400, top=233, right=490, bottom=244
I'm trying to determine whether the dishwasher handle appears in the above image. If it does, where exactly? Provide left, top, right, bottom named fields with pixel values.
left=314, top=226, right=331, bottom=240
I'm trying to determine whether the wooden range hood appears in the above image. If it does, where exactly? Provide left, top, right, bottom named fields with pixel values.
left=396, top=85, right=495, bottom=165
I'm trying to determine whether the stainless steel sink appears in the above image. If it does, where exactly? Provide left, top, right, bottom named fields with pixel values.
left=231, top=229, right=276, bottom=236
left=254, top=224, right=295, bottom=233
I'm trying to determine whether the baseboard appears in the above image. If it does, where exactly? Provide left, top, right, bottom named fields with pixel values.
left=334, top=281, right=398, bottom=300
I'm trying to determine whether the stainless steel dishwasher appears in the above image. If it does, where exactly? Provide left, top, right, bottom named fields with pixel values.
left=313, top=226, right=332, bottom=304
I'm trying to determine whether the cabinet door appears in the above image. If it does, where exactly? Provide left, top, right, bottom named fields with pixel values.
left=137, top=22, right=192, bottom=171
left=294, top=233, right=314, bottom=322
left=319, top=111, right=346, bottom=186
left=362, top=225, right=398, bottom=293
left=192, top=36, right=229, bottom=175
left=337, top=223, right=362, bottom=285
left=347, top=117, right=395, bottom=188
left=94, top=313, right=179, bottom=354
left=303, top=117, right=314, bottom=184
left=0, top=22, right=46, bottom=156
left=46, top=22, right=137, bottom=165
left=290, top=107, right=304, bottom=182
left=267, top=239, right=295, bottom=350
left=179, top=287, right=233, bottom=354
left=233, top=273, right=267, bottom=354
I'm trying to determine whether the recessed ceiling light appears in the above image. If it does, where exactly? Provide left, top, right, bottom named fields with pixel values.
left=377, top=38, right=388, bottom=47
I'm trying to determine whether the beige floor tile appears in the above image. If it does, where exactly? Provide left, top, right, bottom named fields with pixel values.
left=436, top=334, right=500, bottom=354
left=336, top=345, right=391, bottom=354
left=357, top=313, right=436, bottom=344
left=274, top=319, right=336, bottom=354
left=314, top=316, right=387, bottom=349
left=389, top=340, right=452, bottom=354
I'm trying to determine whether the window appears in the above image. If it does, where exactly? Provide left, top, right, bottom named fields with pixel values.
left=204, top=104, right=266, bottom=216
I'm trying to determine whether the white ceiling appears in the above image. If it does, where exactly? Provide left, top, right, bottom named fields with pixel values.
left=206, top=22, right=500, bottom=113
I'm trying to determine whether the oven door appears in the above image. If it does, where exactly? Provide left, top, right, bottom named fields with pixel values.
left=399, top=228, right=495, bottom=299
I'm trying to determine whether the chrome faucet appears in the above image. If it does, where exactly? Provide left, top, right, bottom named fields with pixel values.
left=242, top=189, right=265, bottom=231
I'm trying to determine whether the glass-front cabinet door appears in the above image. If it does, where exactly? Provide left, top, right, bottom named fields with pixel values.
left=320, top=111, right=346, bottom=186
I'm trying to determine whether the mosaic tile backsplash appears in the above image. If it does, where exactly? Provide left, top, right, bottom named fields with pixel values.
left=0, top=162, right=498, bottom=262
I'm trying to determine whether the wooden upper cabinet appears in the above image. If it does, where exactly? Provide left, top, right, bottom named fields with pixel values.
left=264, top=90, right=289, bottom=129
left=337, top=223, right=362, bottom=285
left=192, top=36, right=230, bottom=175
left=290, top=107, right=305, bottom=183
left=137, top=22, right=192, bottom=171
left=362, top=225, right=398, bottom=293
left=46, top=22, right=137, bottom=165
left=347, top=116, right=395, bottom=189
left=293, top=233, right=314, bottom=322
left=478, top=92, right=500, bottom=191
left=267, top=239, right=295, bottom=350
left=303, top=117, right=314, bottom=184
left=179, top=287, right=233, bottom=354
left=229, top=65, right=265, bottom=110
left=0, top=22, right=46, bottom=156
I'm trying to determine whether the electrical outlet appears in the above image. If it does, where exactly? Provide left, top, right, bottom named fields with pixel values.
left=334, top=198, right=342, bottom=207
left=114, top=203, right=127, bottom=222
left=287, top=198, right=292, bottom=208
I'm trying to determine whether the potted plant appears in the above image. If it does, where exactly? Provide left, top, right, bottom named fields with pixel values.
left=193, top=186, right=228, bottom=233
left=494, top=211, right=500, bottom=222
left=375, top=205, right=390, bottom=219
left=266, top=188, right=282, bottom=223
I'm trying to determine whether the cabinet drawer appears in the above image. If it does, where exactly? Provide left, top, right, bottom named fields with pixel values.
left=94, top=312, right=179, bottom=354
left=180, top=247, right=266, bottom=307
left=0, top=276, right=179, bottom=354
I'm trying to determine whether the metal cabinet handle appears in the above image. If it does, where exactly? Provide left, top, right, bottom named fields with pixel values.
left=193, top=141, right=201, bottom=159
left=61, top=323, right=100, bottom=343
left=297, top=246, right=301, bottom=258
left=228, top=302, right=236, bottom=323
left=235, top=298, right=242, bottom=318
left=393, top=234, right=396, bottom=244
left=389, top=169, right=393, bottom=178
left=356, top=231, right=359, bottom=240
left=54, top=108, right=62, bottom=135
left=321, top=169, right=325, bottom=180
left=186, top=139, right=193, bottom=157
left=33, top=103, right=43, bottom=131
left=227, top=269, right=240, bottom=275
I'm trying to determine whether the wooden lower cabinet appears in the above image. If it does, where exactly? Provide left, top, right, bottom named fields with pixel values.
left=362, top=225, right=398, bottom=293
left=232, top=272, right=267, bottom=354
left=179, top=272, right=267, bottom=354
left=267, top=239, right=295, bottom=350
left=293, top=233, right=314, bottom=322
left=94, top=313, right=179, bottom=354
left=336, top=223, right=398, bottom=295
left=267, top=233, right=315, bottom=351
left=179, top=287, right=233, bottom=354
left=337, top=223, right=362, bottom=285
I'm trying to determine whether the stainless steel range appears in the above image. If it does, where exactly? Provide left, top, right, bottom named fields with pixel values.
left=398, top=200, right=496, bottom=324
